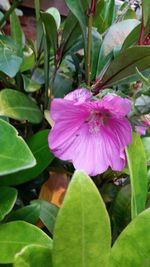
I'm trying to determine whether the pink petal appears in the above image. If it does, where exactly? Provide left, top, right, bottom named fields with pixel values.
left=64, top=88, right=92, bottom=103
left=101, top=94, right=131, bottom=117
left=48, top=100, right=90, bottom=156
left=136, top=126, right=147, bottom=136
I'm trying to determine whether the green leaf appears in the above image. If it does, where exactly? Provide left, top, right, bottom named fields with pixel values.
left=0, top=221, right=52, bottom=264
left=14, top=245, right=52, bottom=267
left=93, top=0, right=115, bottom=34
left=53, top=170, right=111, bottom=267
left=46, top=7, right=61, bottom=29
left=142, top=137, right=150, bottom=162
left=38, top=201, right=59, bottom=234
left=20, top=49, right=35, bottom=72
left=90, top=28, right=102, bottom=80
left=6, top=202, right=40, bottom=225
left=143, top=0, right=150, bottom=27
left=0, top=187, right=17, bottom=221
left=0, top=119, right=36, bottom=176
left=110, top=185, right=131, bottom=241
left=0, top=89, right=43, bottom=124
left=100, top=19, right=139, bottom=58
left=22, top=74, right=41, bottom=92
left=100, top=46, right=150, bottom=88
left=10, top=11, right=24, bottom=49
left=61, top=12, right=82, bottom=56
left=0, top=35, right=22, bottom=77
left=0, top=130, right=54, bottom=186
left=126, top=132, right=148, bottom=219
left=41, top=12, right=58, bottom=54
left=110, top=208, right=150, bottom=267
left=65, top=0, right=89, bottom=64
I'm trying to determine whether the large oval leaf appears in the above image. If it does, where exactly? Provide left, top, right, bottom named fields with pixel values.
left=0, top=130, right=54, bottom=185
left=126, top=132, right=147, bottom=219
left=14, top=245, right=52, bottom=267
left=110, top=208, right=150, bottom=267
left=0, top=119, right=36, bottom=175
left=0, top=186, right=17, bottom=221
left=0, top=221, right=52, bottom=264
left=0, top=89, right=43, bottom=124
left=53, top=170, right=111, bottom=267
left=0, top=35, right=22, bottom=77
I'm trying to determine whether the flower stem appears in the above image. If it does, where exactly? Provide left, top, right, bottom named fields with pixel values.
left=86, top=0, right=96, bottom=88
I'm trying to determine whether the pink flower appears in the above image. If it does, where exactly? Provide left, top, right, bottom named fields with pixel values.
left=48, top=89, right=132, bottom=176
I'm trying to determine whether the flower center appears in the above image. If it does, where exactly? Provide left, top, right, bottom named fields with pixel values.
left=85, top=110, right=110, bottom=134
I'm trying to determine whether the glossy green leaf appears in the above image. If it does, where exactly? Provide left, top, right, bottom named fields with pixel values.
left=100, top=46, right=150, bottom=88
left=10, top=11, right=24, bottom=49
left=0, top=187, right=17, bottom=221
left=126, top=132, right=147, bottom=219
left=0, top=35, right=22, bottom=77
left=0, top=89, right=43, bottom=124
left=0, top=119, right=36, bottom=176
left=110, top=208, right=150, bottom=267
left=6, top=202, right=40, bottom=225
left=53, top=170, right=111, bottom=267
left=0, top=221, right=52, bottom=264
left=93, top=0, right=115, bottom=34
left=0, top=130, right=54, bottom=186
left=142, top=137, right=150, bottom=162
left=14, top=245, right=52, bottom=267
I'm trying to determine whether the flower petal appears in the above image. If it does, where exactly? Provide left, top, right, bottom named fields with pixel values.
left=101, top=94, right=131, bottom=117
left=64, top=88, right=92, bottom=103
left=48, top=100, right=90, bottom=156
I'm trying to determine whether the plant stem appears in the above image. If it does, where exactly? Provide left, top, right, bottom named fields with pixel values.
left=0, top=0, right=22, bottom=29
left=86, top=0, right=96, bottom=87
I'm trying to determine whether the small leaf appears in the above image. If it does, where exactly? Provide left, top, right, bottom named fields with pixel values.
left=126, top=132, right=148, bottom=219
left=0, top=89, right=43, bottom=124
left=0, top=221, right=52, bottom=264
left=22, top=74, right=41, bottom=92
left=53, top=170, right=111, bottom=267
left=14, top=245, right=52, bottom=267
left=0, top=35, right=22, bottom=77
left=0, top=119, right=36, bottom=175
left=0, top=186, right=17, bottom=221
